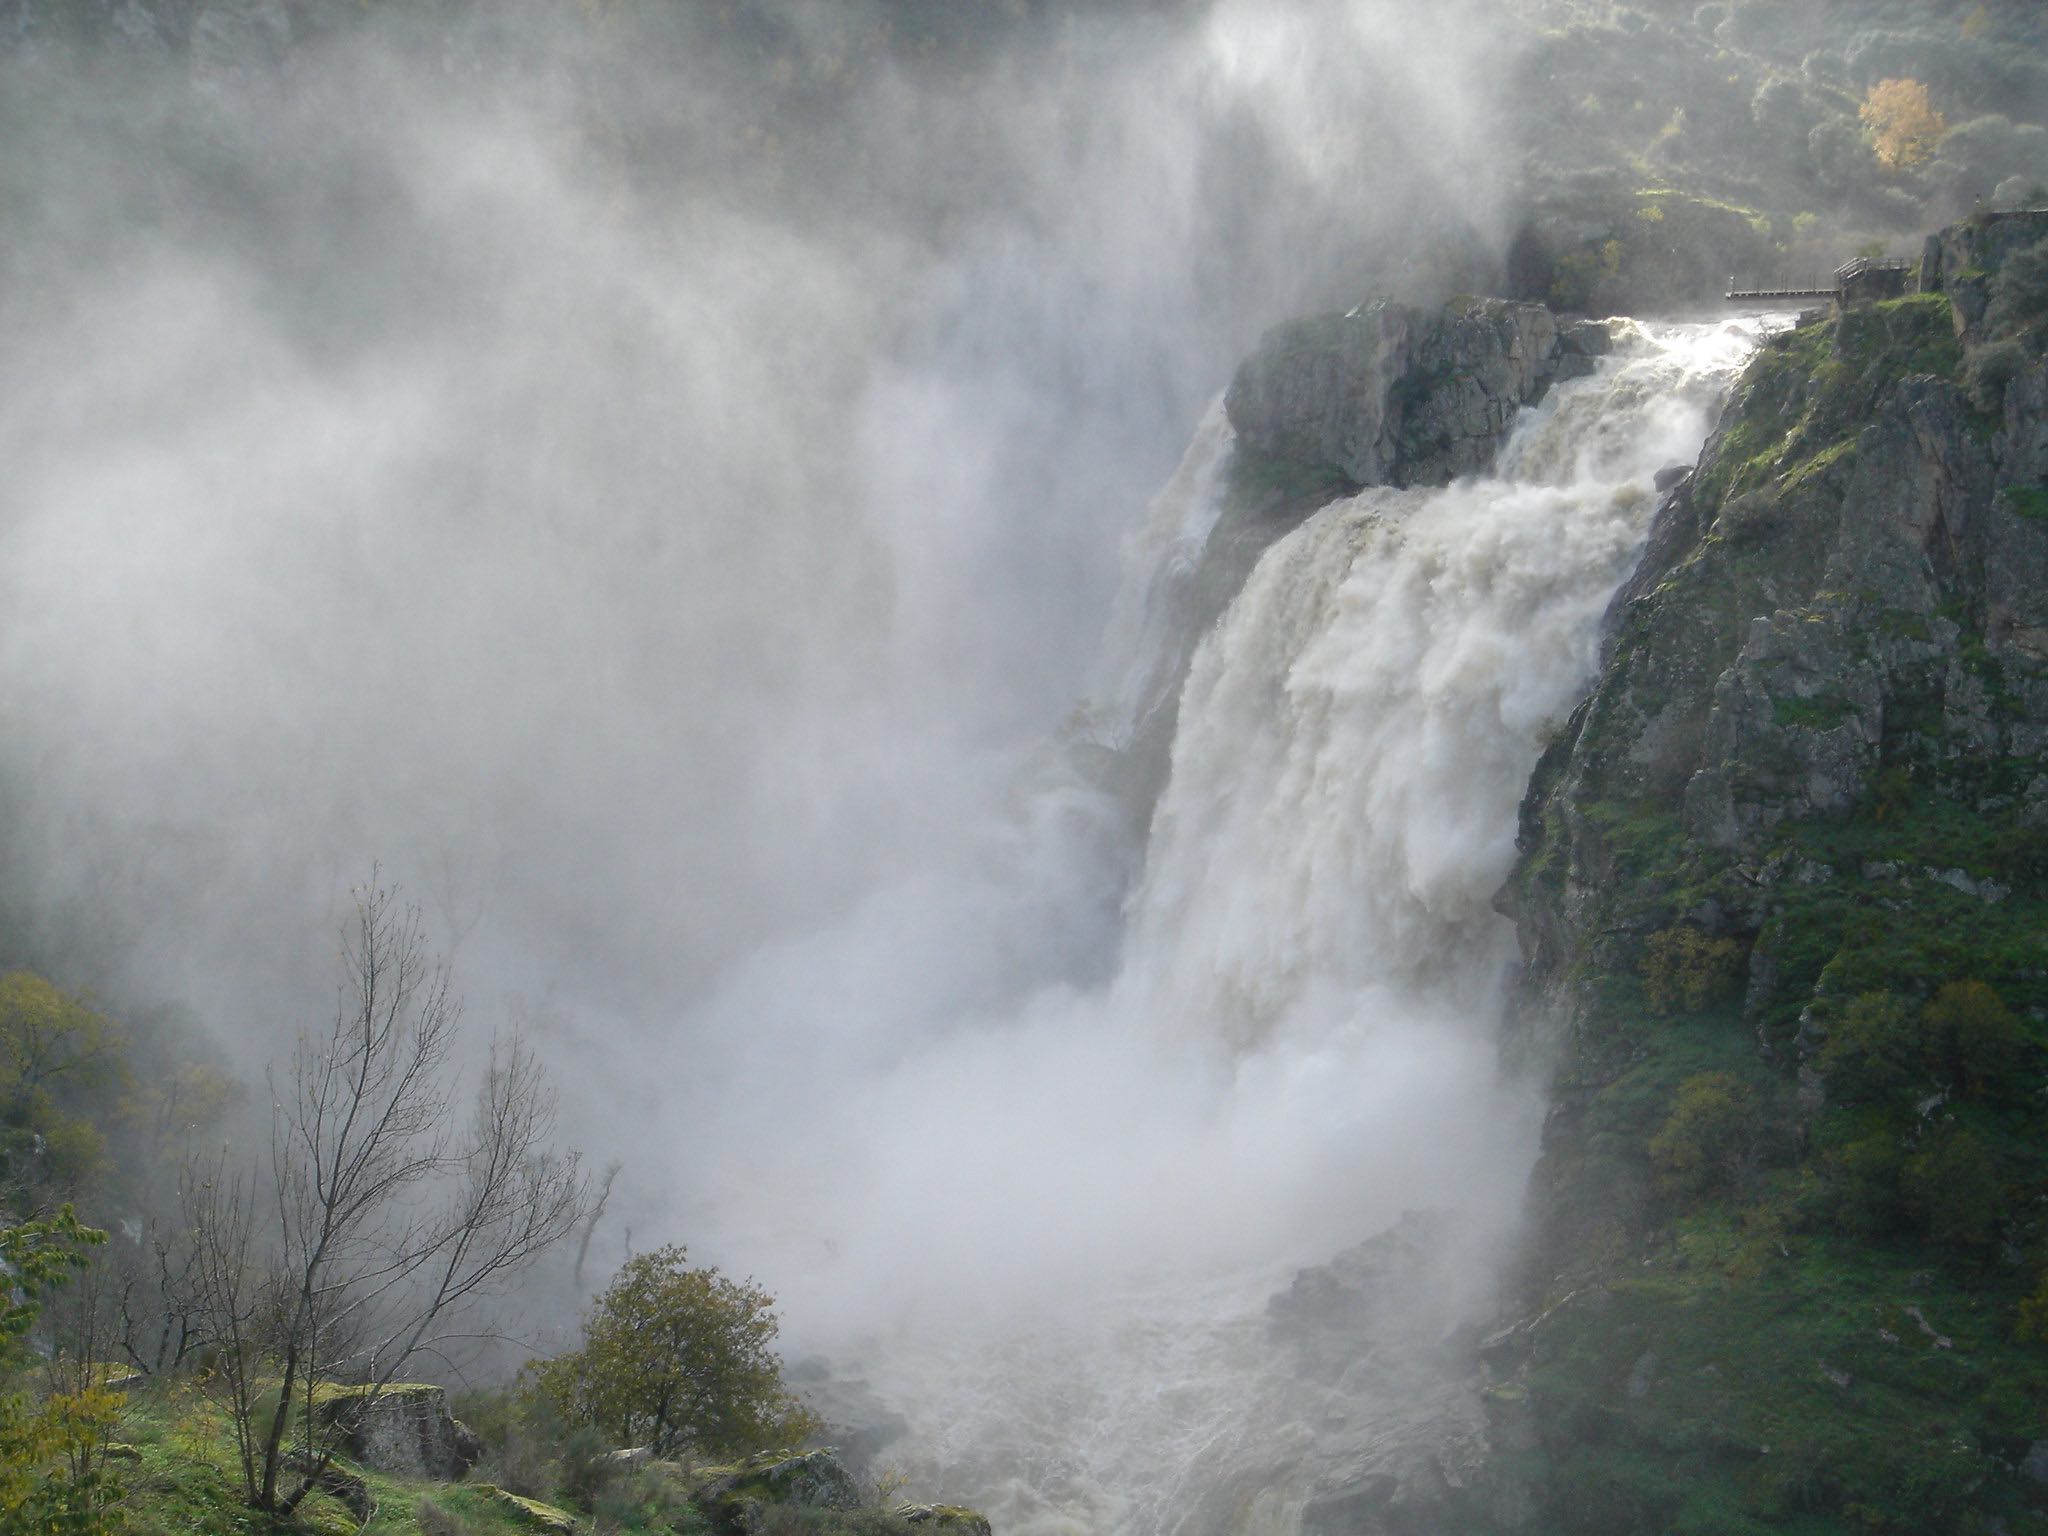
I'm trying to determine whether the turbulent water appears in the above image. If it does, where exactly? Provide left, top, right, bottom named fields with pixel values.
left=748, top=315, right=1777, bottom=1535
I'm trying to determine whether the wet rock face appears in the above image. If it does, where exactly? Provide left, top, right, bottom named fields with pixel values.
left=1223, top=298, right=1567, bottom=491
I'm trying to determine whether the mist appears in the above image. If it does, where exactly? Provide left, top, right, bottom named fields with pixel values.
left=2, top=0, right=1696, bottom=1526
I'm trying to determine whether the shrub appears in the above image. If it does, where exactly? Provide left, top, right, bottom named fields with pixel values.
left=1963, top=338, right=2029, bottom=413
left=1816, top=992, right=1926, bottom=1105
left=416, top=1496, right=475, bottom=1536
left=1986, top=236, right=2048, bottom=338
left=1903, top=1128, right=2004, bottom=1253
left=1824, top=1135, right=1906, bottom=1235
left=557, top=1425, right=620, bottom=1513
left=526, top=1245, right=819, bottom=1462
left=1640, top=926, right=1745, bottom=1015
left=1649, top=1073, right=1764, bottom=1197
left=1921, top=980, right=2023, bottom=1098
left=2016, top=1270, right=2048, bottom=1341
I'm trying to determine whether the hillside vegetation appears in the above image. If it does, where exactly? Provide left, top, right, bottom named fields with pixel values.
left=1490, top=212, right=2048, bottom=1536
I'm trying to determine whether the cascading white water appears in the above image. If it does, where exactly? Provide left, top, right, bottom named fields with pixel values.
left=686, top=316, right=1773, bottom=1536
left=1125, top=317, right=1769, bottom=1057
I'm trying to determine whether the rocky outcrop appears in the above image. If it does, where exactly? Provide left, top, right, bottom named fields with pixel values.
left=312, top=1383, right=482, bottom=1481
left=1223, top=298, right=1571, bottom=491
left=1486, top=217, right=2048, bottom=1535
left=896, top=1505, right=994, bottom=1534
left=1921, top=208, right=2048, bottom=343
left=1096, top=296, right=1604, bottom=852
left=1512, top=285, right=2041, bottom=983
left=688, top=1450, right=869, bottom=1535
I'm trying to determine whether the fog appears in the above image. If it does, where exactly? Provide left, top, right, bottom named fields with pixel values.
left=2, top=0, right=1706, bottom=1525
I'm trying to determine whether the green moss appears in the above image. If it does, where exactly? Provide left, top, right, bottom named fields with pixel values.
left=1770, top=694, right=1853, bottom=730
left=1776, top=435, right=1855, bottom=493
left=313, top=1381, right=441, bottom=1403
left=2004, top=485, right=2048, bottom=522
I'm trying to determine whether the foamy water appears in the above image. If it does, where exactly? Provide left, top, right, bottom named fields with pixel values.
left=684, top=316, right=1775, bottom=1534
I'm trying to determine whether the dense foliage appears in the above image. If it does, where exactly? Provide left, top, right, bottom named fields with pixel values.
left=527, top=1247, right=819, bottom=1463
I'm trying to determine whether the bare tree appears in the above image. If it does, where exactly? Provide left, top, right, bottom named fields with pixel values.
left=184, top=1152, right=264, bottom=1498
left=573, top=1159, right=623, bottom=1292
left=190, top=877, right=588, bottom=1515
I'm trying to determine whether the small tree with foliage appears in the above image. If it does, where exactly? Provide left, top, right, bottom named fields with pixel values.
left=1903, top=1127, right=2004, bottom=1255
left=1861, top=78, right=1947, bottom=170
left=0, top=1207, right=118, bottom=1533
left=529, top=1245, right=818, bottom=1460
left=0, top=973, right=126, bottom=1208
left=1922, top=980, right=2023, bottom=1099
left=1649, top=1072, right=1765, bottom=1197
left=1639, top=926, right=1744, bottom=1016
left=1817, top=991, right=1925, bottom=1105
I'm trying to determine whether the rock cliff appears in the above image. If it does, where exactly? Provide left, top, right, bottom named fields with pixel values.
left=1483, top=212, right=2048, bottom=1535
left=1223, top=298, right=1604, bottom=493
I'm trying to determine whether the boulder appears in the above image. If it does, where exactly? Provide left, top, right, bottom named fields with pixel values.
left=1223, top=297, right=1565, bottom=491
left=1921, top=209, right=2048, bottom=342
left=896, top=1505, right=994, bottom=1534
left=689, top=1449, right=866, bottom=1534
left=281, top=1449, right=371, bottom=1522
left=312, top=1383, right=483, bottom=1481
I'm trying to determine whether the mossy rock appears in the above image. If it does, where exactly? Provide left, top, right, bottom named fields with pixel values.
left=689, top=1449, right=866, bottom=1533
left=310, top=1380, right=441, bottom=1404
left=896, top=1504, right=992, bottom=1534
left=476, top=1485, right=581, bottom=1534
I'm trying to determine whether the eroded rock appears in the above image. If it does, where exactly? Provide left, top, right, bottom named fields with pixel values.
left=312, top=1383, right=482, bottom=1481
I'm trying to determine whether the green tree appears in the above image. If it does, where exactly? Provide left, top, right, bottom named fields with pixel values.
left=1649, top=1072, right=1764, bottom=1197
left=529, top=1246, right=818, bottom=1460
left=0, top=973, right=126, bottom=1206
left=1825, top=1134, right=1906, bottom=1235
left=0, top=1207, right=117, bottom=1534
left=1903, top=1128, right=2004, bottom=1254
left=1922, top=980, right=2023, bottom=1099
left=1817, top=992, right=1925, bottom=1105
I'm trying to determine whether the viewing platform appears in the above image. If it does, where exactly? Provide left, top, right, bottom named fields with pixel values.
left=1727, top=255, right=1915, bottom=307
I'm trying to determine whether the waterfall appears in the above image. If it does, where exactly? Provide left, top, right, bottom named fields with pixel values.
left=686, top=315, right=1774, bottom=1536
left=1123, top=317, right=1770, bottom=1058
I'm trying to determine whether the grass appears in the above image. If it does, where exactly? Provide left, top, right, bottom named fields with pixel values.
left=74, top=1383, right=936, bottom=1536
